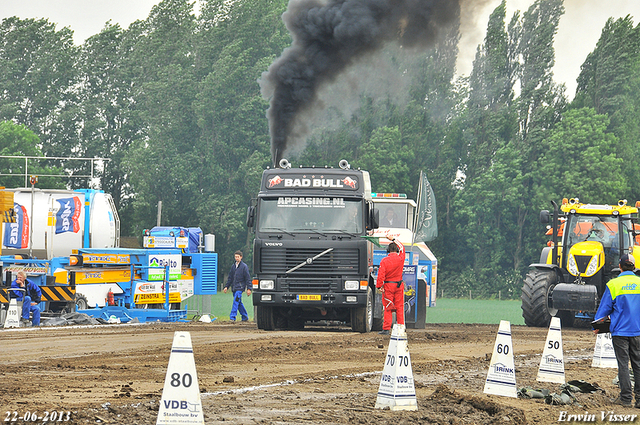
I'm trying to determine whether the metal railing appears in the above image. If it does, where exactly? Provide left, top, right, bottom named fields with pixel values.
left=0, top=155, right=110, bottom=187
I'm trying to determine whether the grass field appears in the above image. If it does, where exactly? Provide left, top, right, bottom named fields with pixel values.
left=426, top=298, right=524, bottom=325
left=184, top=294, right=524, bottom=325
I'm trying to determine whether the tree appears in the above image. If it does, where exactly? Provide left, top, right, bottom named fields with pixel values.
left=0, top=17, right=78, bottom=139
left=574, top=16, right=640, bottom=201
left=358, top=126, right=412, bottom=194
left=125, top=0, right=200, bottom=236
left=537, top=108, right=625, bottom=202
left=0, top=121, right=63, bottom=188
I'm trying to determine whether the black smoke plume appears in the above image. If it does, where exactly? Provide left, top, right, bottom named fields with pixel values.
left=260, top=0, right=461, bottom=165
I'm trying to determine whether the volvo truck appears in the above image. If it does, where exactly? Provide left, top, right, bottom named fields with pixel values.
left=247, top=159, right=379, bottom=332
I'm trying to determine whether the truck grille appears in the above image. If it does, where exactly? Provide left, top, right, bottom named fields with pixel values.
left=285, top=280, right=334, bottom=292
left=260, top=247, right=360, bottom=277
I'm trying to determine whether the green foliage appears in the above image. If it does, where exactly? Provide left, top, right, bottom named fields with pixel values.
left=537, top=108, right=625, bottom=201
left=1, top=1, right=639, bottom=297
left=0, top=121, right=63, bottom=188
left=574, top=16, right=640, bottom=202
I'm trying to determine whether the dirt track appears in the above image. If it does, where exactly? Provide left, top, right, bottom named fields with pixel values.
left=0, top=321, right=635, bottom=424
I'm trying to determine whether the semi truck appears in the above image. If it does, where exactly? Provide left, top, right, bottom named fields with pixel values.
left=247, top=159, right=380, bottom=332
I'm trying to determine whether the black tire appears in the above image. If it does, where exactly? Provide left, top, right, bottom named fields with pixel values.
left=287, top=313, right=305, bottom=330
left=372, top=316, right=383, bottom=331
left=275, top=314, right=287, bottom=330
left=75, top=293, right=89, bottom=310
left=351, top=286, right=373, bottom=333
left=557, top=309, right=575, bottom=328
left=521, top=269, right=556, bottom=327
left=256, top=305, right=275, bottom=330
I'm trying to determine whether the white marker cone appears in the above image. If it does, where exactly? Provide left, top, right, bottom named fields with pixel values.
left=483, top=320, right=517, bottom=398
left=375, top=324, right=418, bottom=411
left=537, top=317, right=565, bottom=383
left=592, top=332, right=617, bottom=368
left=4, top=299, right=20, bottom=329
left=156, top=332, right=205, bottom=425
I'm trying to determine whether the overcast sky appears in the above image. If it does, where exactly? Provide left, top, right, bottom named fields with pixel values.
left=2, top=0, right=640, bottom=99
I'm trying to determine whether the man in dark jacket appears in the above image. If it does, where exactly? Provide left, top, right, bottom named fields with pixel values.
left=223, top=250, right=252, bottom=322
left=593, top=254, right=640, bottom=407
left=10, top=271, right=41, bottom=326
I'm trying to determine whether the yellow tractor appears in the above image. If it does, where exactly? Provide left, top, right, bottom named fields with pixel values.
left=521, top=198, right=640, bottom=327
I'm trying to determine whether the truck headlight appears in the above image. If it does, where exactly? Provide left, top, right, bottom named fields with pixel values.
left=567, top=255, right=579, bottom=276
left=260, top=280, right=274, bottom=290
left=585, top=256, right=599, bottom=277
left=344, top=280, right=359, bottom=290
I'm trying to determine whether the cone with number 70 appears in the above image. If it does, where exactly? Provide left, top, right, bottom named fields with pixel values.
left=156, top=332, right=205, bottom=425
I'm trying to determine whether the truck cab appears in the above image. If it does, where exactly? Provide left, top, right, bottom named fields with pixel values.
left=248, top=160, right=379, bottom=332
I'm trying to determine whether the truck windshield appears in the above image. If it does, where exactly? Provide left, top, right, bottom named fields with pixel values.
left=257, top=197, right=363, bottom=234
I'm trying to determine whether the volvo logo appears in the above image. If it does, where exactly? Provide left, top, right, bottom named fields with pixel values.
left=265, top=242, right=283, bottom=246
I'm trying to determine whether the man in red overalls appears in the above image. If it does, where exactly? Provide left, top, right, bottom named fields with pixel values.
left=376, top=235, right=405, bottom=335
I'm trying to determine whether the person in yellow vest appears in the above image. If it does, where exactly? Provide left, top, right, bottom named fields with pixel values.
left=593, top=254, right=640, bottom=407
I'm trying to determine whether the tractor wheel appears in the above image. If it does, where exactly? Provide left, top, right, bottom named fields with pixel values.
left=521, top=269, right=557, bottom=327
left=556, top=309, right=575, bottom=328
left=351, top=286, right=373, bottom=333
left=75, top=293, right=89, bottom=310
left=256, top=305, right=275, bottom=330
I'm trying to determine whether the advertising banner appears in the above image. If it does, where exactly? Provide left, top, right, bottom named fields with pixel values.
left=55, top=197, right=82, bottom=234
left=3, top=203, right=29, bottom=248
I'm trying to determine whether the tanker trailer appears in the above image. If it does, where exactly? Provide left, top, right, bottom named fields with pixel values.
left=1, top=188, right=120, bottom=259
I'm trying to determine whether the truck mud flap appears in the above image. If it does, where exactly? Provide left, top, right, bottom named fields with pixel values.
left=550, top=283, right=598, bottom=312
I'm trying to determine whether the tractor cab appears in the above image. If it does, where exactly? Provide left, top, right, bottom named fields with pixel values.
left=522, top=198, right=640, bottom=327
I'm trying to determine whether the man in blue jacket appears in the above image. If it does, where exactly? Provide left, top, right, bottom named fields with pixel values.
left=594, top=254, right=640, bottom=407
left=223, top=250, right=252, bottom=322
left=10, top=271, right=41, bottom=327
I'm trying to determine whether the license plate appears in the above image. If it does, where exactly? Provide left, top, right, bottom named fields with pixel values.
left=297, top=294, right=321, bottom=301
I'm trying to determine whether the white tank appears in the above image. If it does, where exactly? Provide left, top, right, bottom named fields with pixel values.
left=2, top=188, right=120, bottom=259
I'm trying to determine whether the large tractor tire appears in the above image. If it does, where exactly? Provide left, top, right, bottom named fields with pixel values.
left=521, top=269, right=556, bottom=327
left=256, top=305, right=275, bottom=330
left=351, top=286, right=373, bottom=333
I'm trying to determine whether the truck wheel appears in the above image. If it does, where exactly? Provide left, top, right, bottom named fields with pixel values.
left=256, top=306, right=275, bottom=330
left=275, top=314, right=287, bottom=330
left=351, top=286, right=373, bottom=333
left=521, top=269, right=555, bottom=327
left=287, top=313, right=305, bottom=330
left=372, top=317, right=383, bottom=331
left=75, top=294, right=89, bottom=310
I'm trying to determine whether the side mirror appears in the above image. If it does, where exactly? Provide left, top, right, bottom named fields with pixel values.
left=540, top=210, right=550, bottom=224
left=370, top=208, right=379, bottom=230
left=246, top=206, right=255, bottom=228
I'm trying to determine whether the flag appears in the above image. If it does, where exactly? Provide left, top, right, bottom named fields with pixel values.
left=55, top=197, right=82, bottom=234
left=361, top=235, right=381, bottom=247
left=3, top=203, right=29, bottom=248
left=414, top=171, right=437, bottom=242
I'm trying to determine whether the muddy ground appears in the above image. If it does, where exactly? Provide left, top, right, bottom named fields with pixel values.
left=0, top=320, right=636, bottom=424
